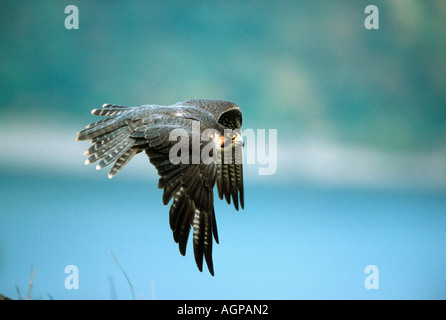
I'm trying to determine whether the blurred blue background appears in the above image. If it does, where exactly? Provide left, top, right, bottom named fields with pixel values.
left=1, top=0, right=445, bottom=299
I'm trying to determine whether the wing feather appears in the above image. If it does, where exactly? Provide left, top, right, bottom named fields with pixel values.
left=144, top=128, right=219, bottom=275
left=217, top=144, right=244, bottom=211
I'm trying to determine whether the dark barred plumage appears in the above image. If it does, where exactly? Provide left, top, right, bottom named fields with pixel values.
left=76, top=99, right=244, bottom=275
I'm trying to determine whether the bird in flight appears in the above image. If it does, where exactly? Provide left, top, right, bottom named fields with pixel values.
left=76, top=99, right=244, bottom=275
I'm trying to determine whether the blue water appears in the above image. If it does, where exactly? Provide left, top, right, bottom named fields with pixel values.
left=0, top=173, right=445, bottom=299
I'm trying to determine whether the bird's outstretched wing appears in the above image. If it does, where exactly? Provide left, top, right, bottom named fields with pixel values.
left=140, top=125, right=220, bottom=275
left=76, top=103, right=222, bottom=275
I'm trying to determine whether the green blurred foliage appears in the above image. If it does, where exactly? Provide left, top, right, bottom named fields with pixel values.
left=1, top=0, right=445, bottom=151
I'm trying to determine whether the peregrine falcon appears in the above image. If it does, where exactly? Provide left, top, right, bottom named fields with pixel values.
left=76, top=99, right=244, bottom=275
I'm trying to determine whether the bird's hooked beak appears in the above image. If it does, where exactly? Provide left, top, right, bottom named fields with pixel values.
left=219, top=131, right=244, bottom=148
left=234, top=134, right=244, bottom=147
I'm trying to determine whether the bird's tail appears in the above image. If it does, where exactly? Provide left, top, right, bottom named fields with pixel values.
left=76, top=103, right=139, bottom=178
